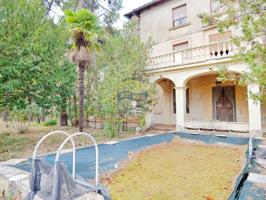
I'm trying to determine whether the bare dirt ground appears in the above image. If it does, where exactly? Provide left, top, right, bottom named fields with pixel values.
left=106, top=138, right=246, bottom=200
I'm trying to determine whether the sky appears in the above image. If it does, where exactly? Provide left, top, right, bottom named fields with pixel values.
left=51, top=0, right=152, bottom=27
left=115, top=0, right=152, bottom=28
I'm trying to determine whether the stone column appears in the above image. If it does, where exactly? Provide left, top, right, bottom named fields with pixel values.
left=248, top=84, right=262, bottom=132
left=175, top=86, right=186, bottom=131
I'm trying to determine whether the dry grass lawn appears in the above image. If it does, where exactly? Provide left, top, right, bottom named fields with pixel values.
left=107, top=139, right=246, bottom=200
left=0, top=120, right=136, bottom=161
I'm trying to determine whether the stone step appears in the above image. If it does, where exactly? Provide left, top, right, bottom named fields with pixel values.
left=248, top=173, right=266, bottom=184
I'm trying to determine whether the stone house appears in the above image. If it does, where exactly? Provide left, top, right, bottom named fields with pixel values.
left=125, top=0, right=266, bottom=133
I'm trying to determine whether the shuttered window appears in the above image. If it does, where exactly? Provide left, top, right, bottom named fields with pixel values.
left=172, top=4, right=187, bottom=27
left=186, top=88, right=189, bottom=114
left=173, top=42, right=189, bottom=51
left=173, top=89, right=176, bottom=113
left=209, top=31, right=232, bottom=43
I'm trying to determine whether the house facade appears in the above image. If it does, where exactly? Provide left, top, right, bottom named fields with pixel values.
left=125, top=0, right=266, bottom=133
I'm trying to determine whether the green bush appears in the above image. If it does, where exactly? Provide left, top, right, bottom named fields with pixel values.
left=10, top=108, right=30, bottom=134
left=44, top=119, right=57, bottom=126
left=138, top=114, right=145, bottom=128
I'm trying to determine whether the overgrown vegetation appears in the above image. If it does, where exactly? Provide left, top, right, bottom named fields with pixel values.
left=0, top=0, right=154, bottom=137
left=0, top=133, right=33, bottom=161
left=93, top=22, right=155, bottom=137
left=43, top=119, right=58, bottom=127
left=0, top=124, right=137, bottom=161
left=0, top=0, right=77, bottom=132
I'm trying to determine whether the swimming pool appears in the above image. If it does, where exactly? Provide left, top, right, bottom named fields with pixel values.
left=15, top=132, right=249, bottom=179
left=14, top=132, right=266, bottom=200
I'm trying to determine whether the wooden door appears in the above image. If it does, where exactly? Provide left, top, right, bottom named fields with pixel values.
left=212, top=86, right=236, bottom=122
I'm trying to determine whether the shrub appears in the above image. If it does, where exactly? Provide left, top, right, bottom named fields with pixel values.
left=138, top=114, right=145, bottom=128
left=10, top=108, right=29, bottom=134
left=44, top=119, right=57, bottom=127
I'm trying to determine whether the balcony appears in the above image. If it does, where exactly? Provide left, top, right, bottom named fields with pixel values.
left=147, top=40, right=237, bottom=71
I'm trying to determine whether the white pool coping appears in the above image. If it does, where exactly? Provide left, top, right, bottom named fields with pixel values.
left=248, top=173, right=266, bottom=184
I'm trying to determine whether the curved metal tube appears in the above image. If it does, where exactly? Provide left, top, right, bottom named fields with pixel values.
left=248, top=132, right=257, bottom=162
left=55, top=132, right=99, bottom=186
left=32, top=130, right=76, bottom=179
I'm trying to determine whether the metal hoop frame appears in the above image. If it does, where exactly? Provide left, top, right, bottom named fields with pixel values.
left=32, top=131, right=76, bottom=179
left=54, top=132, right=99, bottom=186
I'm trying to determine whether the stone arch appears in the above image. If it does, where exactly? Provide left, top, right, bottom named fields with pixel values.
left=182, top=69, right=243, bottom=87
left=155, top=78, right=176, bottom=93
left=184, top=71, right=248, bottom=126
left=151, top=78, right=176, bottom=126
left=151, top=75, right=176, bottom=87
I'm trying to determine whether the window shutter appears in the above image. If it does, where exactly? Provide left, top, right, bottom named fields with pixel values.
left=173, top=4, right=187, bottom=20
left=173, top=42, right=189, bottom=51
left=209, top=31, right=232, bottom=43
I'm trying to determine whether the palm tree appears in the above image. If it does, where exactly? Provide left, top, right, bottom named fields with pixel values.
left=65, top=9, right=101, bottom=131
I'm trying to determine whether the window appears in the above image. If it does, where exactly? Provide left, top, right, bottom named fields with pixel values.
left=209, top=31, right=232, bottom=43
left=173, top=89, right=176, bottom=113
left=173, top=42, right=189, bottom=51
left=172, top=4, right=187, bottom=27
left=186, top=88, right=189, bottom=114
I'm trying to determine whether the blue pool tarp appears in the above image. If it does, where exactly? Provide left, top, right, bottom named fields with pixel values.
left=14, top=132, right=266, bottom=200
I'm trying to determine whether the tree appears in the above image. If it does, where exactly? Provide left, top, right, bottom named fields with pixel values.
left=65, top=9, right=101, bottom=131
left=0, top=0, right=76, bottom=124
left=201, top=0, right=266, bottom=101
left=94, top=22, right=155, bottom=137
left=54, top=60, right=77, bottom=126
left=44, top=0, right=122, bottom=33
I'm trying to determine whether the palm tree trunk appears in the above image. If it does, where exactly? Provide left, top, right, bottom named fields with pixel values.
left=60, top=98, right=68, bottom=126
left=73, top=94, right=77, bottom=126
left=79, top=62, right=85, bottom=132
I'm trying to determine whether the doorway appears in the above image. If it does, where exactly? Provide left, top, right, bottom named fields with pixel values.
left=212, top=86, right=236, bottom=122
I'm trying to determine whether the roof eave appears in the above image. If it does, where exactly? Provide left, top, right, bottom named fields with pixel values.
left=124, top=0, right=168, bottom=19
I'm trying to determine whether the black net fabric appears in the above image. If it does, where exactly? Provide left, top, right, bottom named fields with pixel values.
left=27, top=159, right=110, bottom=200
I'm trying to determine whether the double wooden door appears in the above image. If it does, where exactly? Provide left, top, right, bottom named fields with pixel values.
left=212, top=86, right=236, bottom=122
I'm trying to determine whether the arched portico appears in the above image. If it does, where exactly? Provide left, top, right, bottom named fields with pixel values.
left=148, top=63, right=263, bottom=133
left=149, top=78, right=176, bottom=126
left=183, top=73, right=249, bottom=131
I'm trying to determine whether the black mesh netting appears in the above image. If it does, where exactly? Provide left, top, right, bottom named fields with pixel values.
left=228, top=139, right=266, bottom=200
left=27, top=159, right=110, bottom=200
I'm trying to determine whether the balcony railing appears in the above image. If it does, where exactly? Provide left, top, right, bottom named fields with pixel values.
left=147, top=40, right=237, bottom=70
